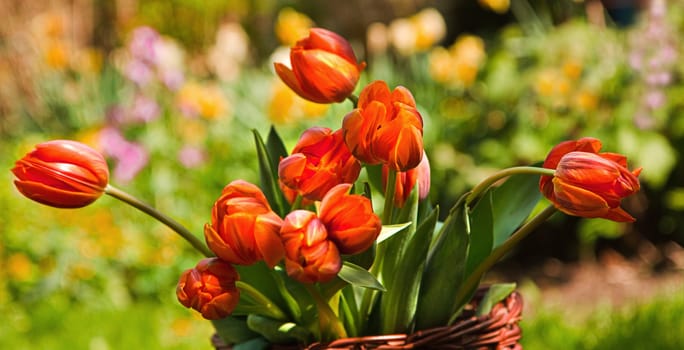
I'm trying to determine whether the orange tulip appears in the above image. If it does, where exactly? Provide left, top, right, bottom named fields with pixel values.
left=176, top=258, right=240, bottom=320
left=11, top=140, right=109, bottom=208
left=278, top=127, right=361, bottom=202
left=342, top=80, right=424, bottom=171
left=318, top=184, right=381, bottom=255
left=382, top=151, right=431, bottom=208
left=280, top=210, right=341, bottom=283
left=274, top=28, right=366, bottom=104
left=540, top=137, right=642, bottom=222
left=204, top=180, right=285, bottom=267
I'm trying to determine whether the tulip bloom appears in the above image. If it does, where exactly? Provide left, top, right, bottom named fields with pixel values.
left=382, top=151, right=431, bottom=208
left=281, top=210, right=341, bottom=283
left=274, top=28, right=366, bottom=104
left=204, top=180, right=285, bottom=267
left=176, top=258, right=240, bottom=320
left=11, top=140, right=109, bottom=208
left=279, top=127, right=361, bottom=202
left=318, top=184, right=381, bottom=255
left=539, top=137, right=642, bottom=222
left=342, top=80, right=424, bottom=171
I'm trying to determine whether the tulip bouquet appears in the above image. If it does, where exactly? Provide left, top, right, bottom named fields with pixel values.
left=11, top=28, right=642, bottom=349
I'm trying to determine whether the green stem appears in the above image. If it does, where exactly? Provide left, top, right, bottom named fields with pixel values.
left=449, top=205, right=558, bottom=324
left=304, top=284, right=347, bottom=341
left=104, top=184, right=214, bottom=257
left=465, top=166, right=555, bottom=207
left=382, top=169, right=397, bottom=223
left=291, top=195, right=303, bottom=211
left=236, top=281, right=287, bottom=321
left=347, top=94, right=359, bottom=108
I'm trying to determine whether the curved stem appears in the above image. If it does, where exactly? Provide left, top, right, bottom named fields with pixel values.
left=104, top=184, right=214, bottom=257
left=347, top=94, right=359, bottom=108
left=465, top=166, right=555, bottom=207
left=449, top=205, right=558, bottom=324
left=236, top=281, right=287, bottom=321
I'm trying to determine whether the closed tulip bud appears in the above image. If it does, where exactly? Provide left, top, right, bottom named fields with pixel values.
left=281, top=210, right=341, bottom=283
left=540, top=138, right=642, bottom=222
left=11, top=140, right=109, bottom=208
left=278, top=127, right=361, bottom=202
left=274, top=28, right=366, bottom=104
left=342, top=80, right=424, bottom=171
left=382, top=151, right=431, bottom=208
left=176, top=258, right=240, bottom=320
left=204, top=180, right=285, bottom=267
left=318, top=184, right=381, bottom=255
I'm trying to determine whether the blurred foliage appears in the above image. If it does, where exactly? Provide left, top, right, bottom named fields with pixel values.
left=2, top=0, right=684, bottom=348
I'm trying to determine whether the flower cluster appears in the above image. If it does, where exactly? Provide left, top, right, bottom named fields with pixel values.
left=11, top=26, right=643, bottom=348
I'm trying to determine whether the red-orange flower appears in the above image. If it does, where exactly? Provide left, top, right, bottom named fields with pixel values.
left=204, top=180, right=285, bottom=267
left=342, top=80, right=424, bottom=171
left=279, top=127, right=361, bottom=202
left=11, top=140, right=109, bottom=208
left=274, top=28, right=366, bottom=104
left=280, top=210, right=341, bottom=283
left=540, top=137, right=642, bottom=222
left=176, top=258, right=240, bottom=320
left=382, top=151, right=431, bottom=208
left=318, top=184, right=381, bottom=255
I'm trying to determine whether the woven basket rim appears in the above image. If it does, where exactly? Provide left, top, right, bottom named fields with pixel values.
left=213, top=286, right=523, bottom=350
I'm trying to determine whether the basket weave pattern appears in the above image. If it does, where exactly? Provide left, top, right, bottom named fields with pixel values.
left=213, top=288, right=523, bottom=350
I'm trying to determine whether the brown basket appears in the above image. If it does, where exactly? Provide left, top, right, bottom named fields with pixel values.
left=213, top=287, right=523, bottom=350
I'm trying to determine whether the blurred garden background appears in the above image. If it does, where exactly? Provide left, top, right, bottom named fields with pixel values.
left=2, top=0, right=684, bottom=348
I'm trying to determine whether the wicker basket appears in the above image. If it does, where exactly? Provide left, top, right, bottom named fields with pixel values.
left=213, top=287, right=523, bottom=350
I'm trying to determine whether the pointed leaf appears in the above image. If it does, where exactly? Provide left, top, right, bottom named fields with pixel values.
left=266, top=126, right=289, bottom=176
left=252, top=129, right=286, bottom=216
left=491, top=174, right=542, bottom=247
left=415, top=196, right=470, bottom=330
left=246, top=314, right=311, bottom=344
left=212, top=317, right=259, bottom=345
left=464, top=192, right=494, bottom=277
left=376, top=222, right=412, bottom=244
left=338, top=262, right=385, bottom=291
left=379, top=205, right=439, bottom=333
left=476, top=283, right=517, bottom=316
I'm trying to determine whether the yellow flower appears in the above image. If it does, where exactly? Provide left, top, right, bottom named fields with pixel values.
left=44, top=40, right=69, bottom=69
left=411, top=8, right=447, bottom=51
left=6, top=253, right=34, bottom=282
left=573, top=89, right=599, bottom=112
left=268, top=79, right=329, bottom=124
left=428, top=35, right=486, bottom=88
left=275, top=7, right=314, bottom=46
left=478, top=0, right=510, bottom=14
left=176, top=82, right=230, bottom=120
left=562, top=59, right=583, bottom=81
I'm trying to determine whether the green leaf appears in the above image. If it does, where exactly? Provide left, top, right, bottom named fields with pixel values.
left=364, top=164, right=384, bottom=194
left=338, top=262, right=385, bottom=291
left=476, top=283, right=517, bottom=316
left=233, top=337, right=270, bottom=350
left=266, top=126, right=289, bottom=176
left=379, top=205, right=439, bottom=333
left=464, top=192, right=494, bottom=278
left=490, top=174, right=542, bottom=247
left=252, top=129, right=286, bottom=216
left=339, top=286, right=360, bottom=337
left=415, top=196, right=470, bottom=330
left=211, top=316, right=259, bottom=345
left=375, top=222, right=412, bottom=244
left=246, top=314, right=311, bottom=344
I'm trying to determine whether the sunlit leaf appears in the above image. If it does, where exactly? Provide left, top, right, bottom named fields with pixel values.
left=476, top=283, right=517, bottom=316
left=338, top=262, right=385, bottom=291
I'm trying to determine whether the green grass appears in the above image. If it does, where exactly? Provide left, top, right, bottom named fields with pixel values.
left=521, top=288, right=684, bottom=350
left=0, top=296, right=213, bottom=349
